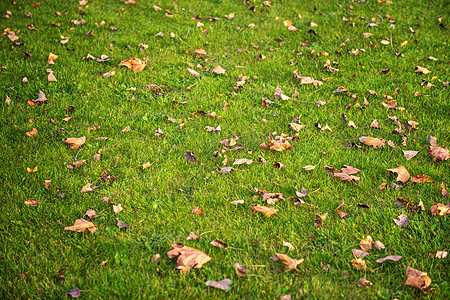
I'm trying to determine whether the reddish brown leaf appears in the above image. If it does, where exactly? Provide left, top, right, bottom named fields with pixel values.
left=167, top=243, right=211, bottom=272
left=405, top=267, right=431, bottom=290
left=387, top=166, right=410, bottom=183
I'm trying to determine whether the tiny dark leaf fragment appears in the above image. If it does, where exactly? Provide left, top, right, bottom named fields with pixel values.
left=185, top=151, right=196, bottom=163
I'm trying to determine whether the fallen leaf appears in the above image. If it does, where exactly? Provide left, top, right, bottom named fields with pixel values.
left=186, top=232, right=202, bottom=240
left=252, top=204, right=278, bottom=218
left=430, top=251, right=448, bottom=258
left=387, top=166, right=410, bottom=183
left=205, top=278, right=232, bottom=291
left=288, top=123, right=306, bottom=132
left=275, top=253, right=304, bottom=271
left=359, top=136, right=386, bottom=149
left=335, top=199, right=348, bottom=220
left=440, top=183, right=449, bottom=196
left=116, top=219, right=129, bottom=229
left=224, top=13, right=234, bottom=20
left=48, top=72, right=57, bottom=82
left=374, top=241, right=385, bottom=250
left=405, top=267, right=431, bottom=290
left=187, top=68, right=200, bottom=76
left=414, top=66, right=430, bottom=74
left=25, top=128, right=38, bottom=137
left=231, top=199, right=244, bottom=205
left=427, top=146, right=450, bottom=162
left=113, top=204, right=123, bottom=214
left=184, top=151, right=196, bottom=163
left=84, top=209, right=99, bottom=219
left=192, top=207, right=205, bottom=214
left=65, top=287, right=81, bottom=298
left=233, top=158, right=252, bottom=165
left=302, top=165, right=315, bottom=171
left=211, top=239, right=227, bottom=249
left=430, top=203, right=450, bottom=216
left=44, top=180, right=51, bottom=189
left=393, top=214, right=409, bottom=227
left=359, top=236, right=373, bottom=252
left=261, top=192, right=284, bottom=205
left=142, top=162, right=151, bottom=169
left=348, top=121, right=358, bottom=129
left=103, top=71, right=116, bottom=78
left=234, top=263, right=247, bottom=276
left=341, top=165, right=361, bottom=175
left=24, top=198, right=38, bottom=207
left=332, top=173, right=360, bottom=183
left=212, top=66, right=226, bottom=74
left=167, top=243, right=211, bottom=272
left=295, top=186, right=308, bottom=198
left=411, top=174, right=433, bottom=183
left=375, top=255, right=403, bottom=264
left=350, top=258, right=367, bottom=271
left=63, top=136, right=86, bottom=149
left=260, top=135, right=293, bottom=152
left=428, top=136, right=437, bottom=146
left=64, top=219, right=97, bottom=233
left=403, top=150, right=419, bottom=160
left=282, top=241, right=295, bottom=251
left=81, top=183, right=94, bottom=193
left=118, top=57, right=148, bottom=72
left=357, top=278, right=373, bottom=287
left=27, top=166, right=38, bottom=173
left=352, top=249, right=369, bottom=258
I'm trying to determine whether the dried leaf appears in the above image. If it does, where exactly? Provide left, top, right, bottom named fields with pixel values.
left=359, top=236, right=373, bottom=252
left=430, top=251, right=448, bottom=258
left=414, top=66, right=430, bottom=74
left=26, top=128, right=38, bottom=137
left=288, top=123, right=306, bottom=132
left=252, top=204, right=278, bottom=218
left=64, top=219, right=97, bottom=233
left=411, top=174, right=433, bottom=183
left=359, top=136, right=385, bottom=149
left=333, top=172, right=360, bottom=183
left=113, top=204, right=123, bottom=214
left=27, top=166, right=38, bottom=173
left=428, top=136, right=437, bottom=146
left=233, top=158, right=253, bottom=165
left=403, top=150, right=419, bottom=160
left=81, top=183, right=94, bottom=193
left=393, top=214, right=409, bottom=227
left=341, top=165, right=361, bottom=175
left=376, top=255, right=402, bottom=263
left=302, top=165, right=315, bottom=171
left=405, top=267, right=432, bottom=290
left=116, top=219, right=129, bottom=229
left=357, top=278, right=373, bottom=287
left=387, top=166, right=410, bottom=183
left=350, top=258, right=367, bottom=270
left=48, top=72, right=57, bottom=82
left=167, top=243, right=211, bottom=272
left=205, top=278, right=232, bottom=291
left=24, top=198, right=38, bottom=207
left=63, top=136, right=86, bottom=149
left=217, top=167, right=234, bottom=174
left=430, top=203, right=450, bottom=216
left=65, top=287, right=81, bottom=298
left=211, top=239, right=227, bottom=249
left=184, top=151, right=196, bottom=163
left=282, top=241, right=295, bottom=251
left=103, top=71, right=116, bottom=78
left=275, top=253, right=304, bottom=271
left=84, top=209, right=99, bottom=219
left=440, top=183, right=449, bottom=196
left=374, top=241, right=385, bottom=250
left=352, top=249, right=369, bottom=258
left=212, top=66, right=226, bottom=74
left=335, top=199, right=348, bottom=220
left=262, top=193, right=284, bottom=205
left=427, top=146, right=450, bottom=162
left=118, top=57, right=148, bottom=72
left=260, top=135, right=293, bottom=152
left=44, top=180, right=51, bottom=189
left=234, top=263, right=247, bottom=276
left=186, top=232, right=202, bottom=240
left=187, top=68, right=200, bottom=76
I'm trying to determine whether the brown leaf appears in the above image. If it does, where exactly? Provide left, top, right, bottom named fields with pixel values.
left=341, top=165, right=361, bottom=175
left=335, top=199, right=348, bottom=220
left=403, top=150, right=419, bottom=160
left=411, top=174, right=433, bottom=183
left=63, top=136, right=86, bottom=149
left=374, top=241, right=385, bottom=250
left=376, top=255, right=402, bottom=263
left=440, top=183, right=449, bottom=196
left=282, top=241, right=295, bottom=251
left=205, top=278, right=232, bottom=291
left=429, top=251, right=448, bottom=258
left=359, top=136, right=385, bottom=149
left=293, top=70, right=323, bottom=86
left=186, top=232, right=202, bottom=240
left=118, top=57, right=148, bottom=72
left=233, top=158, right=252, bottom=165
left=234, top=263, right=247, bottom=276
left=48, top=72, right=57, bottom=82
left=260, top=135, right=293, bottom=152
left=116, top=219, right=129, bottom=229
left=393, top=214, right=409, bottom=227
left=113, top=204, right=123, bottom=214
left=262, top=192, right=284, bottom=205
left=288, top=123, right=306, bottom=132
left=350, top=258, right=367, bottom=270
left=224, top=13, right=234, bottom=20
left=211, top=239, right=227, bottom=249
left=184, top=151, right=196, bottom=163
left=430, top=203, right=450, bottom=216
left=103, top=71, right=116, bottom=78
left=187, top=68, right=200, bottom=76
left=24, top=198, right=38, bottom=207
left=427, top=146, right=450, bottom=162
left=387, top=166, right=410, bottom=183
left=212, top=66, right=226, bottom=74
left=357, top=278, right=373, bottom=287
left=405, top=267, right=432, bottom=290
left=84, top=209, right=99, bottom=219
left=351, top=249, right=369, bottom=258
left=332, top=172, right=360, bottom=183
left=428, top=136, right=437, bottom=146
left=359, top=236, right=373, bottom=252
left=26, top=128, right=38, bottom=137
left=80, top=183, right=94, bottom=193
left=217, top=167, right=234, bottom=174
left=252, top=204, right=278, bottom=218
left=167, top=243, right=211, bottom=272
left=275, top=253, right=304, bottom=271
left=44, top=180, right=51, bottom=189
left=414, top=66, right=430, bottom=74
left=64, top=218, right=97, bottom=233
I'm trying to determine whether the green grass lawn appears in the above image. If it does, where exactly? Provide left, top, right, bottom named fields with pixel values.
left=1, top=0, right=449, bottom=298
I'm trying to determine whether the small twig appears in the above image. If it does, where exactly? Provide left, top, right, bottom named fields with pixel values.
left=390, top=32, right=394, bottom=52
left=248, top=265, right=266, bottom=268
left=377, top=14, right=384, bottom=23
left=74, top=148, right=83, bottom=161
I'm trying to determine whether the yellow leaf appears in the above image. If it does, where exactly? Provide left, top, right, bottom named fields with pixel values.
left=27, top=166, right=38, bottom=173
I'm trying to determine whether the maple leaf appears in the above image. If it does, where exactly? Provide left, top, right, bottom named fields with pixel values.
left=118, top=57, right=148, bottom=72
left=64, top=219, right=97, bottom=233
left=405, top=267, right=432, bottom=291
left=359, top=136, right=385, bottom=149
left=167, top=243, right=211, bottom=272
left=274, top=253, right=304, bottom=271
left=252, top=204, right=278, bottom=218
left=205, top=278, right=232, bottom=291
left=63, top=136, right=86, bottom=149
left=427, top=146, right=450, bottom=162
left=387, top=166, right=410, bottom=183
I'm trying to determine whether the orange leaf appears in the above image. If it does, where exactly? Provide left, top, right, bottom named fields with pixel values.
left=118, top=57, right=148, bottom=72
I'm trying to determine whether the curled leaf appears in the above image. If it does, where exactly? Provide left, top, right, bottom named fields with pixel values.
left=387, top=166, right=410, bottom=183
left=405, top=267, right=431, bottom=290
left=167, top=243, right=211, bottom=272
